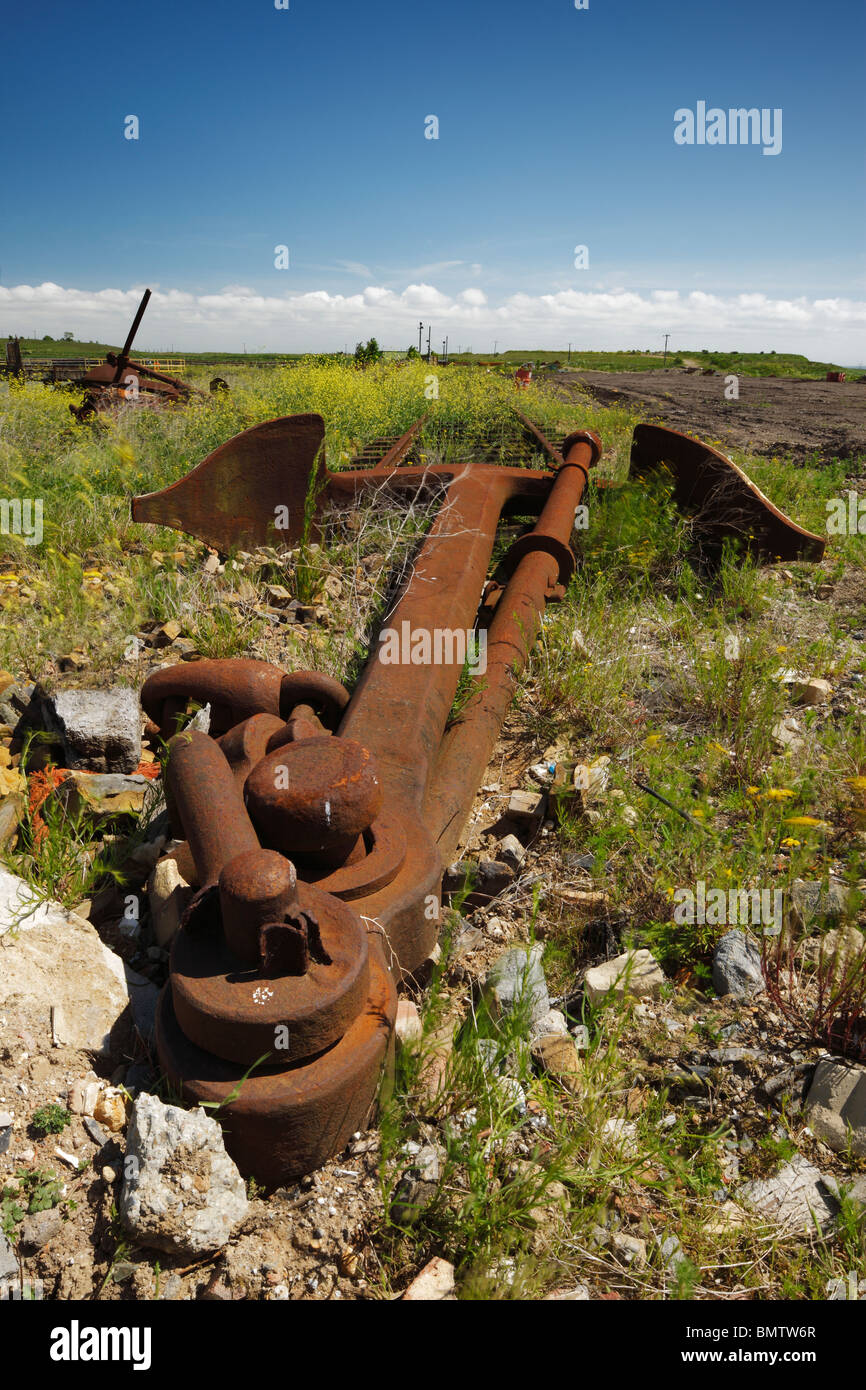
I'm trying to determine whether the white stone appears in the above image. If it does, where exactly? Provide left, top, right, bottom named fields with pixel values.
left=0, top=870, right=130, bottom=1057
left=792, top=677, right=832, bottom=706
left=584, top=949, right=665, bottom=1004
left=146, top=857, right=193, bottom=948
left=402, top=1256, right=455, bottom=1301
left=120, top=1093, right=248, bottom=1258
left=737, top=1155, right=837, bottom=1233
left=395, top=999, right=423, bottom=1045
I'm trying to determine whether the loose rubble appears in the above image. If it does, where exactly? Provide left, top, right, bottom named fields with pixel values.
left=120, top=1094, right=249, bottom=1259
left=712, top=930, right=765, bottom=1000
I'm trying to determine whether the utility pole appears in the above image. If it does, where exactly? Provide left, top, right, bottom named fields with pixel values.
left=663, top=333, right=670, bottom=368
left=568, top=342, right=572, bottom=363
left=418, top=321, right=423, bottom=354
left=493, top=339, right=498, bottom=356
left=426, top=325, right=431, bottom=362
left=443, top=336, right=448, bottom=365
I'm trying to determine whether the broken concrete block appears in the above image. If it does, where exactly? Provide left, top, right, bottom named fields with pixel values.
left=43, top=686, right=142, bottom=773
left=120, top=1093, right=249, bottom=1258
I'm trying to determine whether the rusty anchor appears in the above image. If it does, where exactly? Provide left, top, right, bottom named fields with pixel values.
left=133, top=408, right=823, bottom=1184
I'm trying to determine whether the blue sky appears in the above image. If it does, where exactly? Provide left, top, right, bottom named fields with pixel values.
left=0, top=0, right=863, bottom=356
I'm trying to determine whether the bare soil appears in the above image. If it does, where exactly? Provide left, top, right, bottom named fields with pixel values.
left=558, top=370, right=866, bottom=464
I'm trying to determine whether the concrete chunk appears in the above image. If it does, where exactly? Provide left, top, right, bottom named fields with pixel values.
left=44, top=686, right=142, bottom=773
left=120, top=1093, right=248, bottom=1258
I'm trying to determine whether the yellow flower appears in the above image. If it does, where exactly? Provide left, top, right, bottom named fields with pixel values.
left=645, top=733, right=662, bottom=747
left=765, top=788, right=795, bottom=800
left=780, top=837, right=801, bottom=847
left=747, top=785, right=760, bottom=795
left=709, top=741, right=731, bottom=756
left=845, top=776, right=866, bottom=792
left=692, top=808, right=705, bottom=818
left=784, top=816, right=824, bottom=827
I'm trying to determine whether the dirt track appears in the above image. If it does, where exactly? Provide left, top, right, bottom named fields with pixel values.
left=557, top=369, right=866, bottom=465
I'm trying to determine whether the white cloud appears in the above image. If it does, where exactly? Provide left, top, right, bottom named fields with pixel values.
left=0, top=280, right=863, bottom=359
left=333, top=260, right=373, bottom=278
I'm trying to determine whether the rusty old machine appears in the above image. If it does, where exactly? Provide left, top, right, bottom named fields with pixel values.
left=131, top=410, right=824, bottom=1183
left=69, top=289, right=198, bottom=422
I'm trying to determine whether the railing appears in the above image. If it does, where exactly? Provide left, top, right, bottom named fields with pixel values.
left=9, top=356, right=187, bottom=376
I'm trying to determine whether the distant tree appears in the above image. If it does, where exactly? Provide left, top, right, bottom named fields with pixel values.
left=354, top=337, right=384, bottom=365
left=406, top=344, right=419, bottom=358
left=42, top=334, right=52, bottom=341
left=63, top=331, right=74, bottom=342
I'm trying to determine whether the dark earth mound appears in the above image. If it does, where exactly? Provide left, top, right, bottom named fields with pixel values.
left=558, top=369, right=866, bottom=465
